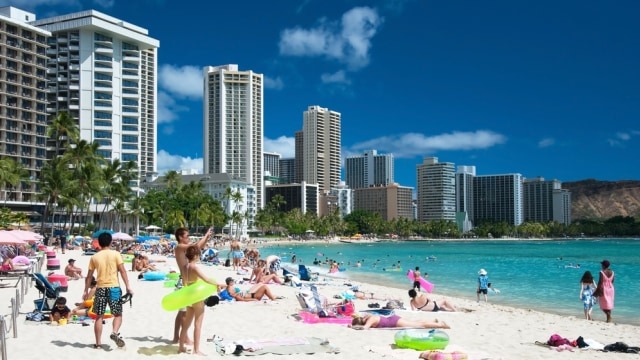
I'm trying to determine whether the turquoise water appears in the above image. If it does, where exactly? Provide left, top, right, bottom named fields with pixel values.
left=263, top=239, right=640, bottom=326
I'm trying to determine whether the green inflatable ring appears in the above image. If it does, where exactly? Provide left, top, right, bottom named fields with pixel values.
left=166, top=272, right=180, bottom=280
left=394, top=329, right=449, bottom=351
left=122, top=254, right=134, bottom=263
left=161, top=279, right=217, bottom=311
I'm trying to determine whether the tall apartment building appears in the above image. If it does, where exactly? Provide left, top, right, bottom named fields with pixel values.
left=203, top=64, right=263, bottom=229
left=329, top=181, right=353, bottom=218
left=294, top=130, right=303, bottom=183
left=263, top=151, right=280, bottom=177
left=279, top=158, right=295, bottom=184
left=32, top=10, right=159, bottom=186
left=523, top=177, right=572, bottom=225
left=472, top=173, right=524, bottom=226
left=301, top=105, right=341, bottom=193
left=265, top=182, right=318, bottom=215
left=0, top=7, right=50, bottom=209
left=456, top=165, right=476, bottom=232
left=345, top=149, right=394, bottom=189
left=552, top=188, right=571, bottom=225
left=416, top=157, right=456, bottom=222
left=353, top=183, right=413, bottom=221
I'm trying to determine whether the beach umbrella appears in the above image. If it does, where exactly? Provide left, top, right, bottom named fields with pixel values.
left=92, top=229, right=114, bottom=238
left=0, top=231, right=28, bottom=245
left=112, top=232, right=134, bottom=241
left=4, top=230, right=43, bottom=242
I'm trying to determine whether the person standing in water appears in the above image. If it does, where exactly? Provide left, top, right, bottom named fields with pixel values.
left=579, top=271, right=597, bottom=320
left=477, top=269, right=489, bottom=303
left=596, top=260, right=615, bottom=323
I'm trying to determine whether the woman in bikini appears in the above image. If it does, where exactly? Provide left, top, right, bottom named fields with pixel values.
left=179, top=245, right=220, bottom=356
left=225, top=277, right=279, bottom=301
left=350, top=313, right=449, bottom=330
left=249, top=259, right=283, bottom=284
left=408, top=289, right=457, bottom=312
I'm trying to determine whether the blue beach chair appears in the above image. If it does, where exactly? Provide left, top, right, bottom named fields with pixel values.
left=31, top=273, right=60, bottom=312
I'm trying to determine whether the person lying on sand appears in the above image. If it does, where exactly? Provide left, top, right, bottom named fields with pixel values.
left=408, top=289, right=457, bottom=312
left=349, top=313, right=449, bottom=330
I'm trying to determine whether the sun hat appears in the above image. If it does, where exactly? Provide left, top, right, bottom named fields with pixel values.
left=478, top=269, right=487, bottom=275
left=601, top=260, right=610, bottom=268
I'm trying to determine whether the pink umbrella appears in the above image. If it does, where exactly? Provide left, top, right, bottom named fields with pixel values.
left=0, top=231, right=28, bottom=245
left=6, top=230, right=43, bottom=242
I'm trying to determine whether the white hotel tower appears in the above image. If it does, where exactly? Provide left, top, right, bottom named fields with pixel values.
left=31, top=10, right=159, bottom=185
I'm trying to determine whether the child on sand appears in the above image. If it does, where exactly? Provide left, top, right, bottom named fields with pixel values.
left=179, top=245, right=221, bottom=356
left=579, top=271, right=597, bottom=320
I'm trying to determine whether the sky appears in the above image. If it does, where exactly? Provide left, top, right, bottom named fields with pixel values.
left=5, top=0, right=640, bottom=189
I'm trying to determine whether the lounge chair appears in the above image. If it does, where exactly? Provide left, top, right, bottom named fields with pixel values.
left=31, top=273, right=60, bottom=312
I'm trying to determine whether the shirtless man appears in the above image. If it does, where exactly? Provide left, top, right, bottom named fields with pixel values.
left=230, top=239, right=242, bottom=271
left=171, top=227, right=213, bottom=344
left=65, top=259, right=83, bottom=279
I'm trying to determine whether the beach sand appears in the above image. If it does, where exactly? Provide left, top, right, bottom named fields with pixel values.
left=2, top=248, right=638, bottom=360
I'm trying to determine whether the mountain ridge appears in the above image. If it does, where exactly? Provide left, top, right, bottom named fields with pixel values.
left=563, top=179, right=640, bottom=220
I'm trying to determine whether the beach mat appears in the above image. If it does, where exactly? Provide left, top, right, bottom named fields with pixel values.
left=235, top=337, right=339, bottom=356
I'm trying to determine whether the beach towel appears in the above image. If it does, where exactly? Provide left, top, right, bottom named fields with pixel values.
left=217, top=337, right=339, bottom=356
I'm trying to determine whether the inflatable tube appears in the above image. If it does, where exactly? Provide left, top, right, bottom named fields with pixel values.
left=143, top=272, right=166, bottom=281
left=164, top=280, right=178, bottom=288
left=407, top=270, right=434, bottom=293
left=88, top=310, right=113, bottom=319
left=394, top=329, right=449, bottom=351
left=161, top=279, right=217, bottom=311
left=84, top=299, right=94, bottom=308
left=166, top=272, right=180, bottom=280
left=298, top=311, right=353, bottom=324
left=122, top=254, right=134, bottom=263
left=11, top=255, right=30, bottom=266
left=419, top=350, right=468, bottom=360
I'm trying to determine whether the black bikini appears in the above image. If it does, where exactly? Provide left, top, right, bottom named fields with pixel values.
left=416, top=299, right=440, bottom=312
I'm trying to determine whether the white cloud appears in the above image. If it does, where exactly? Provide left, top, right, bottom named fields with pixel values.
left=349, top=130, right=507, bottom=158
left=321, top=70, right=351, bottom=84
left=93, top=0, right=115, bottom=8
left=538, top=138, right=555, bottom=148
left=264, top=75, right=284, bottom=90
left=264, top=136, right=295, bottom=158
left=156, top=150, right=203, bottom=176
left=279, top=6, right=383, bottom=70
left=159, top=64, right=203, bottom=99
left=157, top=91, right=189, bottom=124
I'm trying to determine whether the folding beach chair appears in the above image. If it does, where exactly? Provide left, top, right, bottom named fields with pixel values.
left=298, top=265, right=318, bottom=282
left=31, top=273, right=60, bottom=312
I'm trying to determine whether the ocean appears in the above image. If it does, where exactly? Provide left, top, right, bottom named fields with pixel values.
left=262, top=238, right=640, bottom=326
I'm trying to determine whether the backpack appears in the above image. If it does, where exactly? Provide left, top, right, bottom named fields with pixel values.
left=547, top=334, right=572, bottom=347
left=336, top=300, right=355, bottom=316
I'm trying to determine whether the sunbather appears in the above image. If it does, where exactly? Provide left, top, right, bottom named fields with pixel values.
left=408, top=289, right=457, bottom=312
left=249, top=259, right=283, bottom=284
left=350, top=313, right=449, bottom=330
left=65, top=259, right=83, bottom=279
left=225, top=277, right=280, bottom=301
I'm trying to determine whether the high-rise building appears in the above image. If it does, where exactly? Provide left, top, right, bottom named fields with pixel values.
left=0, top=7, right=50, bottom=209
left=294, top=130, right=303, bottom=183
left=456, top=165, right=476, bottom=232
left=472, top=173, right=524, bottom=226
left=265, top=182, right=318, bottom=215
left=416, top=157, right=456, bottom=222
left=279, top=158, right=295, bottom=184
left=32, top=10, right=160, bottom=186
left=353, top=183, right=413, bottom=221
left=345, top=149, right=394, bottom=189
left=302, top=105, right=341, bottom=193
left=523, top=177, right=572, bottom=225
left=263, top=151, right=280, bottom=178
left=203, top=64, right=263, bottom=224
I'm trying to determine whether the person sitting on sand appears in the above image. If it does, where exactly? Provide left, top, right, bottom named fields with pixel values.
left=249, top=259, right=283, bottom=285
left=71, top=276, right=97, bottom=317
left=225, top=277, right=280, bottom=301
left=408, top=289, right=457, bottom=312
left=349, top=313, right=449, bottom=330
left=50, top=297, right=72, bottom=324
left=65, top=259, right=83, bottom=280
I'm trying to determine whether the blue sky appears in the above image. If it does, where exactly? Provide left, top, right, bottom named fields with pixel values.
left=6, top=0, right=640, bottom=188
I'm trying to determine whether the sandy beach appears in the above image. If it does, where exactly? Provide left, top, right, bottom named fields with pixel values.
left=1, top=247, right=638, bottom=360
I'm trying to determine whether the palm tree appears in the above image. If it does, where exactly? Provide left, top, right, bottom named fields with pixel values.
left=38, top=157, right=76, bottom=236
left=47, top=112, right=79, bottom=157
left=221, top=187, right=234, bottom=235
left=0, top=157, right=28, bottom=203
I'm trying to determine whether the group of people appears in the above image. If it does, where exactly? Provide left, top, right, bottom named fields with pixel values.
left=579, top=259, right=615, bottom=322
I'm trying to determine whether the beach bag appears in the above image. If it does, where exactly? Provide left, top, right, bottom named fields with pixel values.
left=26, top=311, right=45, bottom=322
left=384, top=299, right=404, bottom=310
left=547, top=334, right=572, bottom=347
left=224, top=258, right=231, bottom=267
left=337, top=300, right=355, bottom=316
